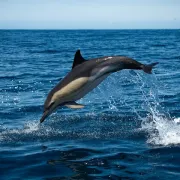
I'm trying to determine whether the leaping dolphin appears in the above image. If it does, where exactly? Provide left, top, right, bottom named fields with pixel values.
left=40, top=50, right=158, bottom=123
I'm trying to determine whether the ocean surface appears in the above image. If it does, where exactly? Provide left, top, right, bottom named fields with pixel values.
left=0, top=30, right=180, bottom=179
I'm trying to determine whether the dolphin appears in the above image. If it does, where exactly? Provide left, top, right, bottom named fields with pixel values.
left=40, top=50, right=158, bottom=123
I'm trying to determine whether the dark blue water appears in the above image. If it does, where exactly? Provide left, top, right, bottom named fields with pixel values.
left=0, top=30, right=180, bottom=179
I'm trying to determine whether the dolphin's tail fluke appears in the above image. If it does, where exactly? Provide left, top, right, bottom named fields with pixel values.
left=142, top=62, right=159, bottom=74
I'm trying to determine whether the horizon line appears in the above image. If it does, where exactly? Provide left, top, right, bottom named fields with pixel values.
left=0, top=28, right=180, bottom=30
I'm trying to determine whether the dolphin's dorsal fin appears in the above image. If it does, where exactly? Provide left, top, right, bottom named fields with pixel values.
left=72, top=50, right=86, bottom=69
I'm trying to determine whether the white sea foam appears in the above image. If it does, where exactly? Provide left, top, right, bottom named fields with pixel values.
left=0, top=120, right=58, bottom=142
left=174, top=117, right=180, bottom=124
left=141, top=112, right=180, bottom=146
left=23, top=121, right=40, bottom=133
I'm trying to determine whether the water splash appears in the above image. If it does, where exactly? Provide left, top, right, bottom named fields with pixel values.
left=130, top=72, right=180, bottom=146
left=142, top=115, right=180, bottom=146
left=0, top=120, right=62, bottom=142
left=23, top=121, right=40, bottom=133
left=0, top=70, right=179, bottom=146
left=0, top=113, right=136, bottom=143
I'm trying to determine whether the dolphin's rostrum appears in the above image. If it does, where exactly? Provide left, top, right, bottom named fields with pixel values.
left=40, top=50, right=158, bottom=123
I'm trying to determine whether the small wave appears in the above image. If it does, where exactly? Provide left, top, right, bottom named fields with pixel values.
left=30, top=50, right=63, bottom=54
left=0, top=114, right=139, bottom=143
left=152, top=44, right=166, bottom=47
left=0, top=120, right=59, bottom=142
left=0, top=73, right=35, bottom=80
left=173, top=56, right=180, bottom=60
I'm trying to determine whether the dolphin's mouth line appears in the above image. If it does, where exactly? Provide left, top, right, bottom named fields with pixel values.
left=40, top=110, right=50, bottom=123
left=44, top=102, right=55, bottom=112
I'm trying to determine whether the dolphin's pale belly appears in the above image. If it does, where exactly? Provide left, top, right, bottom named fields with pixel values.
left=51, top=64, right=116, bottom=104
left=71, top=74, right=109, bottom=101
left=52, top=74, right=109, bottom=104
left=51, top=77, right=89, bottom=103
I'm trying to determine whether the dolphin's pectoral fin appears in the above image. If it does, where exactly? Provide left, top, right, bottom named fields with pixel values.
left=65, top=102, right=85, bottom=109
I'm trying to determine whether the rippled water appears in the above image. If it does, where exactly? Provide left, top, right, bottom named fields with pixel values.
left=0, top=30, right=180, bottom=179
